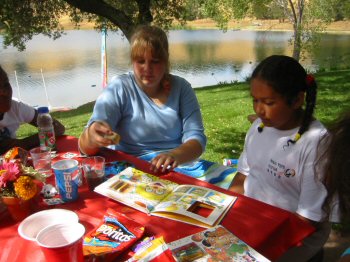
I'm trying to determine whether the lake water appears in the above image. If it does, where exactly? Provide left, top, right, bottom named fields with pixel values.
left=1, top=29, right=350, bottom=109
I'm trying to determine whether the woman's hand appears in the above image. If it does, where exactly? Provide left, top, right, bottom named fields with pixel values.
left=78, top=121, right=116, bottom=155
left=150, top=152, right=179, bottom=173
left=87, top=121, right=114, bottom=148
left=150, top=139, right=203, bottom=173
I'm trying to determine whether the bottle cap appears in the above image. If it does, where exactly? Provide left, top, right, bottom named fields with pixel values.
left=38, top=107, right=49, bottom=114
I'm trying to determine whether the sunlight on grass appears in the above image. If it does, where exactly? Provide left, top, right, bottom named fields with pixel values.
left=17, top=70, right=350, bottom=163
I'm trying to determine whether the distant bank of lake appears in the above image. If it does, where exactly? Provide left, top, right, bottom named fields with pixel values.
left=1, top=29, right=350, bottom=109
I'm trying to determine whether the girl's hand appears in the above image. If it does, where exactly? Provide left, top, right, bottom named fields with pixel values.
left=150, top=152, right=179, bottom=173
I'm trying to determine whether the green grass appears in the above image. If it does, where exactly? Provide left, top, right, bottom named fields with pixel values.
left=17, top=69, right=350, bottom=163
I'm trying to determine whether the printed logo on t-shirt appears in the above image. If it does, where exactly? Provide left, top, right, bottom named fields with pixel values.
left=267, top=158, right=296, bottom=179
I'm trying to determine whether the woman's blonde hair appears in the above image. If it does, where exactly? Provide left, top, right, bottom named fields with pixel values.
left=130, top=25, right=170, bottom=75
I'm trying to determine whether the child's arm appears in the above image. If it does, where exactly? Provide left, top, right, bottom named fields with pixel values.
left=228, top=172, right=246, bottom=194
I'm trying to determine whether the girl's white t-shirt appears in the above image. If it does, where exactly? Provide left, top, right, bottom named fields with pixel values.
left=238, top=119, right=329, bottom=222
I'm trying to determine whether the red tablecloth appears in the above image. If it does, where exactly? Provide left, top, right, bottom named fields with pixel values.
left=0, top=135, right=315, bottom=262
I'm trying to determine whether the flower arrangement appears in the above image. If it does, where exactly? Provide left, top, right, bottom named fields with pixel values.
left=0, top=148, right=43, bottom=201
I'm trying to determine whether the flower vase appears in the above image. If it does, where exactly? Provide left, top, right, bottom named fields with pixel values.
left=1, top=196, right=33, bottom=222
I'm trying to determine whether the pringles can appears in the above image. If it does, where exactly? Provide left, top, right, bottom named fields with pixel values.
left=52, top=159, right=80, bottom=202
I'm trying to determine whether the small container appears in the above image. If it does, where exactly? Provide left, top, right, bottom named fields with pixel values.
left=37, top=106, right=56, bottom=150
left=223, top=158, right=238, bottom=166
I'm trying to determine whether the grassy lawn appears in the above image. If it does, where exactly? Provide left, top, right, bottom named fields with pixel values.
left=17, top=69, right=350, bottom=163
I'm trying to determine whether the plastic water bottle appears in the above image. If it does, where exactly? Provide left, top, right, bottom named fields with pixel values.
left=37, top=106, right=56, bottom=150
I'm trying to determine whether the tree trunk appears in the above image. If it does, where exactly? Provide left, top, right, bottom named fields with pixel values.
left=292, top=26, right=301, bottom=61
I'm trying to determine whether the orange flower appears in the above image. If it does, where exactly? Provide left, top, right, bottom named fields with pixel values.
left=14, top=176, right=37, bottom=201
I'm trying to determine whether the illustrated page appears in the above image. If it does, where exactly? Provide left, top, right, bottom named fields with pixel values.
left=94, top=167, right=178, bottom=213
left=168, top=225, right=271, bottom=262
left=152, top=185, right=237, bottom=225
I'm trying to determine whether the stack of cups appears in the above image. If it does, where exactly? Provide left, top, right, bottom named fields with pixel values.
left=36, top=223, right=85, bottom=262
left=18, top=209, right=85, bottom=262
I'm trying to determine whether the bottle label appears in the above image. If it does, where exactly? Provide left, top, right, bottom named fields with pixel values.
left=39, top=129, right=56, bottom=149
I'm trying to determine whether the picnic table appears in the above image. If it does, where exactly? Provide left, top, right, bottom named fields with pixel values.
left=0, top=135, right=315, bottom=261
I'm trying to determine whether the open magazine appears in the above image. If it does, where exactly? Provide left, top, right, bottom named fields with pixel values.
left=94, top=167, right=237, bottom=228
left=167, top=225, right=271, bottom=262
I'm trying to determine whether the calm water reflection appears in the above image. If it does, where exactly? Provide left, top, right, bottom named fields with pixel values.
left=1, top=29, right=349, bottom=108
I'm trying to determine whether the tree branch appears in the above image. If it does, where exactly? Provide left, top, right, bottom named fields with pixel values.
left=135, top=0, right=153, bottom=24
left=64, top=0, right=136, bottom=40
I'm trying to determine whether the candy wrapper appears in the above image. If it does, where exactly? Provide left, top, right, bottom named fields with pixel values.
left=127, top=236, right=176, bottom=262
left=83, top=208, right=144, bottom=257
left=3, top=147, right=29, bottom=165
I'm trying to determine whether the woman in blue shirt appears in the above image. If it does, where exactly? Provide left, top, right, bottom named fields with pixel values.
left=79, top=25, right=206, bottom=173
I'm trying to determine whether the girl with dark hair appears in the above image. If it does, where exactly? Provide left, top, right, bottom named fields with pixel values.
left=229, top=55, right=330, bottom=261
left=317, top=111, right=350, bottom=261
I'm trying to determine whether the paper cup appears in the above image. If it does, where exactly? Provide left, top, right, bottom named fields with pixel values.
left=36, top=223, right=85, bottom=262
left=52, top=159, right=80, bottom=202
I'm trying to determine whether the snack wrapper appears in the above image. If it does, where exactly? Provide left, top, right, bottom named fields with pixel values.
left=83, top=208, right=144, bottom=257
left=3, top=147, right=29, bottom=165
left=127, top=236, right=176, bottom=262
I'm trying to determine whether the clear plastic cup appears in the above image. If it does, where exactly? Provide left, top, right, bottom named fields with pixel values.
left=29, top=146, right=52, bottom=178
left=82, top=156, right=105, bottom=191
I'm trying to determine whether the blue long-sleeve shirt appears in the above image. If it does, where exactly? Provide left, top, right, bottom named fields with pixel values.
left=88, top=72, right=206, bottom=156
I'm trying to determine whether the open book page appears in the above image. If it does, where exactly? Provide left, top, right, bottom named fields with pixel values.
left=167, top=225, right=271, bottom=262
left=151, top=185, right=237, bottom=227
left=94, top=167, right=178, bottom=213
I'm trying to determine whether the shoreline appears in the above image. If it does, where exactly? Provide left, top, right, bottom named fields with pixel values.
left=181, top=18, right=350, bottom=34
left=59, top=18, right=350, bottom=34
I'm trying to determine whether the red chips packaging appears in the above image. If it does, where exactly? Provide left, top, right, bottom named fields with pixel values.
left=83, top=208, right=144, bottom=257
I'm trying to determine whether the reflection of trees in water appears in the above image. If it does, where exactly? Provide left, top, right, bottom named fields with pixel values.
left=254, top=31, right=289, bottom=62
left=309, top=34, right=350, bottom=70
left=184, top=43, right=217, bottom=65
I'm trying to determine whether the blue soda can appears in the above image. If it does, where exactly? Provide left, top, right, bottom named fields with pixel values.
left=52, top=159, right=80, bottom=202
left=223, top=158, right=238, bottom=166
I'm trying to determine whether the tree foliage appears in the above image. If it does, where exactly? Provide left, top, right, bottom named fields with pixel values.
left=0, top=0, right=348, bottom=56
left=0, top=0, right=186, bottom=51
left=201, top=0, right=341, bottom=61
